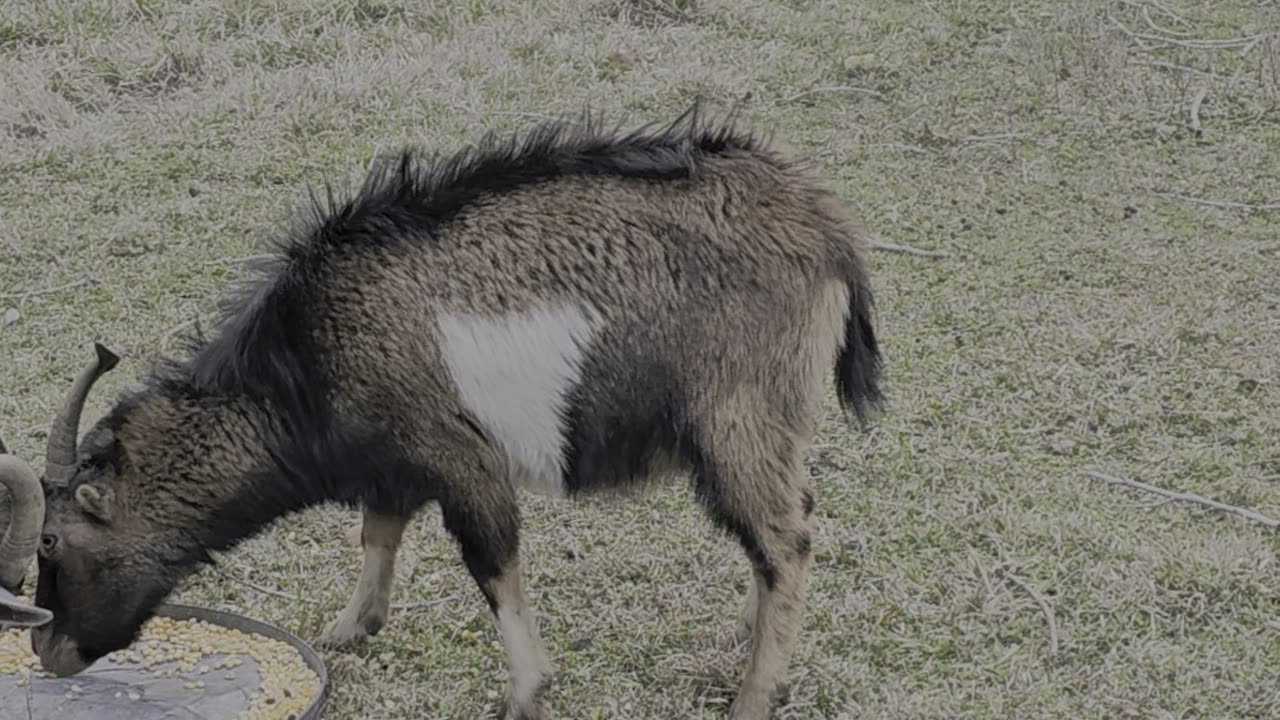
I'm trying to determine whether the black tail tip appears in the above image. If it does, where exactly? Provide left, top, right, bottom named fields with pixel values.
left=834, top=284, right=885, bottom=428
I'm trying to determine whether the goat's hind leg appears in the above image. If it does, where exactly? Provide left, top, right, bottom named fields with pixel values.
left=697, top=424, right=816, bottom=720
left=318, top=509, right=410, bottom=648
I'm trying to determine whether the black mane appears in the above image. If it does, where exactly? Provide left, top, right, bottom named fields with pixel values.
left=292, top=100, right=763, bottom=267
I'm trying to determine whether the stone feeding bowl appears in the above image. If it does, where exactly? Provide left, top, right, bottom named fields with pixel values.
left=0, top=603, right=328, bottom=720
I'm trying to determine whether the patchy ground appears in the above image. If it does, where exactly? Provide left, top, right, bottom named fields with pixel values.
left=2, top=0, right=1278, bottom=718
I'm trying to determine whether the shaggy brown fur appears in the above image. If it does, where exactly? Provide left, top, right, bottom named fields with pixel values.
left=32, top=103, right=883, bottom=720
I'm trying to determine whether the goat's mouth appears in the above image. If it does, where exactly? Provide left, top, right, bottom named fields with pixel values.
left=31, top=624, right=93, bottom=677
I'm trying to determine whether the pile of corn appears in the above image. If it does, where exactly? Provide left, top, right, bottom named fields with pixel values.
left=1, top=611, right=319, bottom=720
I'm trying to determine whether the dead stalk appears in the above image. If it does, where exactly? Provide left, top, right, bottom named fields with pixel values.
left=782, top=86, right=887, bottom=104
left=1004, top=573, right=1060, bottom=659
left=0, top=276, right=97, bottom=300
left=869, top=237, right=949, bottom=258
left=1086, top=470, right=1280, bottom=529
left=1140, top=6, right=1188, bottom=38
left=226, top=571, right=460, bottom=611
left=1140, top=60, right=1225, bottom=80
left=1153, top=191, right=1280, bottom=211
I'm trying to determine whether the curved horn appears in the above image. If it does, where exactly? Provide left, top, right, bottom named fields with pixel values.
left=0, top=448, right=43, bottom=592
left=0, top=585, right=53, bottom=629
left=45, top=342, right=120, bottom=487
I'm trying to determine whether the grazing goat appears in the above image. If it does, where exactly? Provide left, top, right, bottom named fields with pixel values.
left=28, top=104, right=883, bottom=720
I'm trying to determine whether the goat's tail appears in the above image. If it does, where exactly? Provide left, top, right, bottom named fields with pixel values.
left=833, top=273, right=884, bottom=425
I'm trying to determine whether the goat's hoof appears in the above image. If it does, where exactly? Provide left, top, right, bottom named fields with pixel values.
left=315, top=613, right=380, bottom=650
left=727, top=691, right=776, bottom=720
left=495, top=700, right=547, bottom=720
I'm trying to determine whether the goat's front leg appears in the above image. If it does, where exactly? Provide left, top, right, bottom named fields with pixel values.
left=317, top=509, right=409, bottom=648
left=440, top=486, right=552, bottom=720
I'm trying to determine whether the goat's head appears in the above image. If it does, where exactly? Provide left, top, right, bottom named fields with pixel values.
left=26, top=344, right=179, bottom=676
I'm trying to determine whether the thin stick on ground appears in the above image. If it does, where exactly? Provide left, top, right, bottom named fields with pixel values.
left=226, top=570, right=461, bottom=610
left=781, top=86, right=887, bottom=104
left=869, top=236, right=949, bottom=258
left=1144, top=0, right=1190, bottom=27
left=0, top=276, right=96, bottom=299
left=1153, top=191, right=1280, bottom=211
left=1140, top=60, right=1227, bottom=80
left=1108, top=12, right=1161, bottom=51
left=448, top=103, right=573, bottom=124
left=1118, top=0, right=1189, bottom=27
left=1108, top=13, right=1267, bottom=50
left=227, top=575, right=317, bottom=604
left=1187, top=87, right=1207, bottom=137
left=205, top=254, right=276, bottom=266
left=1140, top=6, right=1188, bottom=37
left=1230, top=35, right=1264, bottom=86
left=958, top=132, right=1028, bottom=145
left=1004, top=573, right=1060, bottom=658
left=1086, top=470, right=1280, bottom=528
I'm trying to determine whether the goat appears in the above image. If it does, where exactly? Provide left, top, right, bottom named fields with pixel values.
left=28, top=103, right=883, bottom=720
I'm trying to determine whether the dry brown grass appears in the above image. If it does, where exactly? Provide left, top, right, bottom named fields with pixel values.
left=2, top=0, right=1279, bottom=718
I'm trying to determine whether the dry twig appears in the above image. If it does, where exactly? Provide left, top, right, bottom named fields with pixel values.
left=226, top=571, right=460, bottom=610
left=1140, top=6, right=1188, bottom=37
left=1108, top=12, right=1162, bottom=50
left=1230, top=35, right=1265, bottom=86
left=869, top=236, right=949, bottom=258
left=1119, top=0, right=1189, bottom=27
left=448, top=103, right=573, bottom=124
left=1086, top=470, right=1280, bottom=528
left=0, top=276, right=97, bottom=299
left=781, top=85, right=887, bottom=104
left=227, top=575, right=317, bottom=604
left=1153, top=191, right=1280, bottom=211
left=1004, top=573, right=1060, bottom=658
left=1139, top=60, right=1226, bottom=80
left=1144, top=0, right=1189, bottom=26
left=490, top=110, right=571, bottom=122
left=391, top=595, right=464, bottom=611
left=958, top=132, right=1028, bottom=145
left=1109, top=12, right=1267, bottom=50
left=206, top=254, right=275, bottom=266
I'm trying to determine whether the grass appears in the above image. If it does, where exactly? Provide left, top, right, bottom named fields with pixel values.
left=2, top=0, right=1278, bottom=717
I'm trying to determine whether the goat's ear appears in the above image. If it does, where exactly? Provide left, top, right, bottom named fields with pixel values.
left=75, top=484, right=114, bottom=523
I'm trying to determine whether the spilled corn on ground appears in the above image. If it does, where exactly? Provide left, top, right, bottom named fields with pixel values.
left=1, top=613, right=319, bottom=720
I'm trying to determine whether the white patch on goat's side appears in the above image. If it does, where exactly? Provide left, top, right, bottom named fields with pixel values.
left=437, top=303, right=599, bottom=498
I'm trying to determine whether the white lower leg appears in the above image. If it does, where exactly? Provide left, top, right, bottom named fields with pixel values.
left=730, top=560, right=812, bottom=720
left=320, top=511, right=407, bottom=647
left=489, top=569, right=552, bottom=715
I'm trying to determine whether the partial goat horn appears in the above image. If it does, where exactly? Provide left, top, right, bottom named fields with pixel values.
left=45, top=342, right=120, bottom=487
left=0, top=443, right=43, bottom=594
left=0, top=585, right=53, bottom=630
